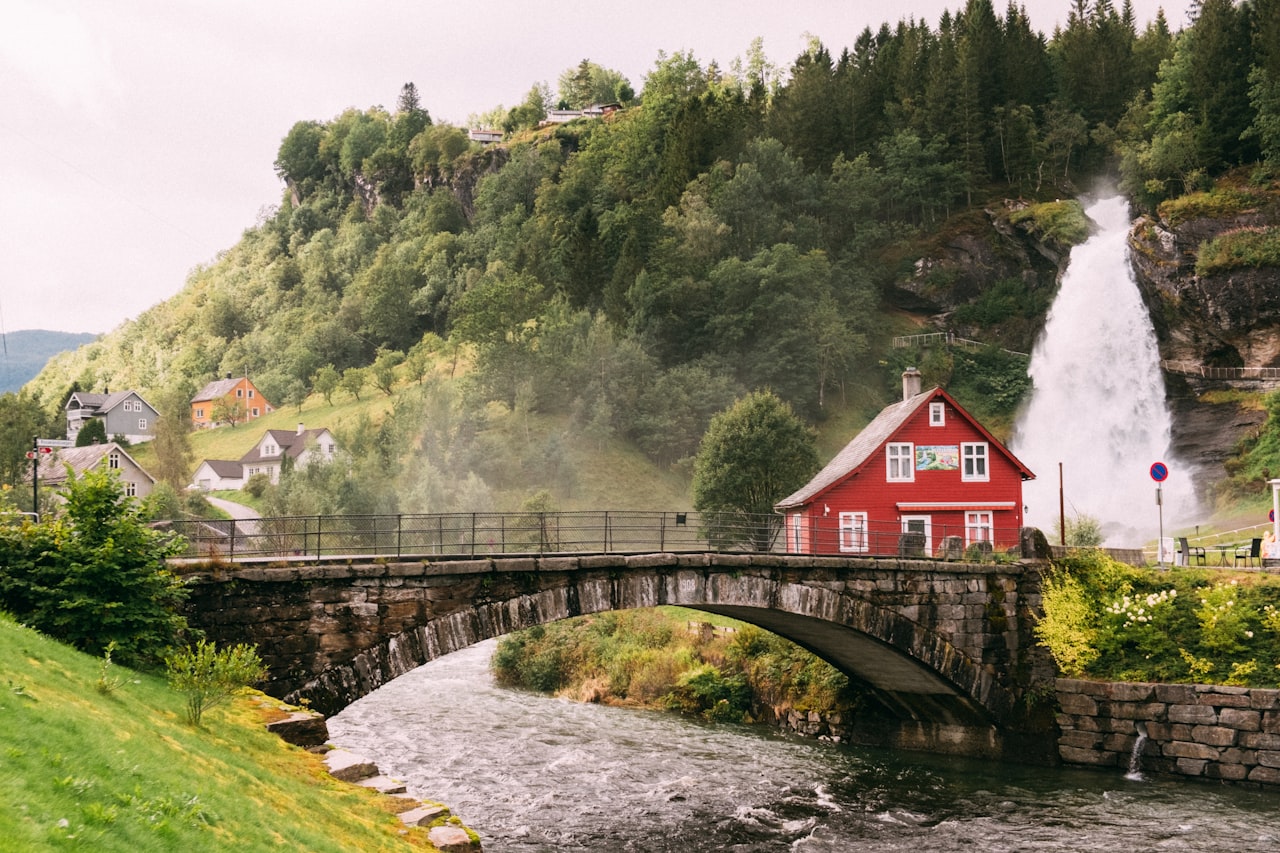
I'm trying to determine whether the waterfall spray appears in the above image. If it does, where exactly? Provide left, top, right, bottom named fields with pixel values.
left=1012, top=196, right=1196, bottom=545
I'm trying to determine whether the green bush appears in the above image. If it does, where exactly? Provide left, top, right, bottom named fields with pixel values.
left=1195, top=227, right=1280, bottom=276
left=0, top=467, right=188, bottom=666
left=165, top=640, right=267, bottom=727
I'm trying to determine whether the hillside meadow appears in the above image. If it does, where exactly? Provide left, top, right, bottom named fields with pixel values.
left=0, top=612, right=460, bottom=852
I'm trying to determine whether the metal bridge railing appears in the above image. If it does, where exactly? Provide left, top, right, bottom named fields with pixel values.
left=160, top=511, right=1028, bottom=563
left=1160, top=361, right=1280, bottom=381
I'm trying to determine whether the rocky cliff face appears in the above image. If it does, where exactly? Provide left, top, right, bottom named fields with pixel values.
left=1128, top=200, right=1280, bottom=368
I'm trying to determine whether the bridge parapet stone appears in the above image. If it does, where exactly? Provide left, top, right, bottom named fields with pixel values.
left=424, top=559, right=491, bottom=575
left=709, top=553, right=751, bottom=568
left=580, top=554, right=627, bottom=569
left=623, top=553, right=676, bottom=569
left=492, top=557, right=538, bottom=573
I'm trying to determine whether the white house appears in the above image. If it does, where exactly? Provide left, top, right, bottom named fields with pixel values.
left=241, top=423, right=338, bottom=484
left=190, top=459, right=246, bottom=492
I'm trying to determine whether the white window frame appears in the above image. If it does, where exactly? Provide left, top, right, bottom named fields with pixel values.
left=108, top=452, right=120, bottom=469
left=929, top=402, right=945, bottom=426
left=966, top=511, right=994, bottom=545
left=886, top=443, right=914, bottom=482
left=125, top=481, right=137, bottom=497
left=962, top=442, right=989, bottom=482
left=790, top=513, right=803, bottom=552
left=839, top=512, right=869, bottom=553
left=138, top=418, right=147, bottom=430
left=901, top=515, right=932, bottom=555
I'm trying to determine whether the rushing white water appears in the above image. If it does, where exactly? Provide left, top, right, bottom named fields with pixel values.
left=328, top=640, right=1278, bottom=852
left=1012, top=196, right=1196, bottom=544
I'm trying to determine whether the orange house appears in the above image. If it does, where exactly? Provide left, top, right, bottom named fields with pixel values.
left=190, top=375, right=274, bottom=429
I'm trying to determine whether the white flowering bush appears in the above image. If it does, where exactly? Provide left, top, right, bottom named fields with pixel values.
left=1196, top=579, right=1257, bottom=655
left=1105, top=588, right=1177, bottom=628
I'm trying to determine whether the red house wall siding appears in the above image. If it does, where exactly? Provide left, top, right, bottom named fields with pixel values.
left=787, top=396, right=1028, bottom=556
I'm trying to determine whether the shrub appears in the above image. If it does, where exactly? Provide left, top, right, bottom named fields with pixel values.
left=0, top=467, right=188, bottom=666
left=165, top=640, right=267, bottom=727
left=1033, top=569, right=1099, bottom=677
left=1195, top=227, right=1280, bottom=276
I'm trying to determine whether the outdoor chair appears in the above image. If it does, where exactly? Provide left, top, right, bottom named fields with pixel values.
left=1235, top=538, right=1262, bottom=568
left=1179, top=537, right=1205, bottom=566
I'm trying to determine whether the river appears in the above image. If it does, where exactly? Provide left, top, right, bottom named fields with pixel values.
left=328, top=640, right=1277, bottom=852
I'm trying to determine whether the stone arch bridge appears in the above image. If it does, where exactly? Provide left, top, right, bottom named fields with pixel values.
left=181, top=551, right=1060, bottom=763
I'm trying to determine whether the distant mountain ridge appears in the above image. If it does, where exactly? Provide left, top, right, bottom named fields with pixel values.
left=0, top=330, right=98, bottom=394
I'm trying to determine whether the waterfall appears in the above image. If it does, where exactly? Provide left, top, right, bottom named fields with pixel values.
left=1012, top=196, right=1196, bottom=545
left=1126, top=721, right=1149, bottom=780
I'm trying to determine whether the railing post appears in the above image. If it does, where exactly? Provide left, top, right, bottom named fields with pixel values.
left=315, top=515, right=322, bottom=559
left=659, top=512, right=666, bottom=551
left=397, top=513, right=403, bottom=559
left=229, top=518, right=236, bottom=560
left=471, top=513, right=477, bottom=556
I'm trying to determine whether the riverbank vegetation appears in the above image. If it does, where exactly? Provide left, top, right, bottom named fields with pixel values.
left=1037, top=551, right=1280, bottom=687
left=0, top=612, right=449, bottom=851
left=491, top=607, right=858, bottom=723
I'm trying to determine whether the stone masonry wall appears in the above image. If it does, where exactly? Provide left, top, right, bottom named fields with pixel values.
left=1056, top=678, right=1280, bottom=788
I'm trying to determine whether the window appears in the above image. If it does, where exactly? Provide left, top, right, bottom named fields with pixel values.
left=251, top=407, right=260, bottom=417
left=966, top=511, right=993, bottom=545
left=263, top=443, right=276, bottom=456
left=138, top=418, right=147, bottom=430
left=125, top=481, right=136, bottom=497
left=790, top=514, right=803, bottom=552
left=929, top=402, right=945, bottom=426
left=236, top=388, right=244, bottom=398
left=195, top=407, right=204, bottom=418
left=887, top=443, right=914, bottom=482
left=248, top=389, right=255, bottom=398
left=962, top=443, right=989, bottom=481
left=326, top=443, right=335, bottom=454
left=839, top=512, right=869, bottom=553
left=108, top=452, right=120, bottom=469
left=901, top=516, right=932, bottom=554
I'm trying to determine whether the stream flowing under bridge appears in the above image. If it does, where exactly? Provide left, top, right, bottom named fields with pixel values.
left=176, top=515, right=1059, bottom=763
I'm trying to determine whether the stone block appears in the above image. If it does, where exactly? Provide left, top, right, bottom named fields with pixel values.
left=1059, top=745, right=1113, bottom=766
left=1108, top=682, right=1155, bottom=702
left=1218, top=747, right=1256, bottom=766
left=428, top=824, right=476, bottom=851
left=1175, top=757, right=1208, bottom=776
left=265, top=711, right=329, bottom=748
left=1219, top=708, right=1262, bottom=731
left=1258, top=750, right=1280, bottom=768
left=1057, top=678, right=1108, bottom=697
left=1055, top=691, right=1098, bottom=716
left=1206, top=762, right=1248, bottom=781
left=1168, top=704, right=1217, bottom=725
left=1154, top=684, right=1197, bottom=704
left=1163, top=741, right=1219, bottom=760
left=1111, top=702, right=1165, bottom=721
left=1060, top=730, right=1102, bottom=749
left=1248, top=765, right=1280, bottom=784
left=1240, top=732, right=1280, bottom=750
left=1248, top=689, right=1280, bottom=711
left=1191, top=725, right=1237, bottom=747
left=324, top=749, right=379, bottom=782
left=399, top=804, right=450, bottom=826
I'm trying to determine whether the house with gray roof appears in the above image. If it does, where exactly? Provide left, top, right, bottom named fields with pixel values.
left=64, top=390, right=159, bottom=444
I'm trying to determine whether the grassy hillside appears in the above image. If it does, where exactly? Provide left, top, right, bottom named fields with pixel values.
left=0, top=612, right=459, bottom=851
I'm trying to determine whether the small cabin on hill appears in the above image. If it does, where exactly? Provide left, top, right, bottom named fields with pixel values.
left=191, top=375, right=273, bottom=429
left=775, top=368, right=1034, bottom=558
left=65, top=389, right=158, bottom=444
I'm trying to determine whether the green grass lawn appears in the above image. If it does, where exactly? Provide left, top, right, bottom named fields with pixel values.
left=0, top=613, right=455, bottom=852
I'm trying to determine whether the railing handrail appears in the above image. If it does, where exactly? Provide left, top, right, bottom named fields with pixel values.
left=1161, top=361, right=1280, bottom=381
left=892, top=331, right=1028, bottom=359
left=159, top=510, right=1029, bottom=564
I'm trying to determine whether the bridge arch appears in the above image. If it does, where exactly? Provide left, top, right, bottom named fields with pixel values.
left=181, top=552, right=1057, bottom=762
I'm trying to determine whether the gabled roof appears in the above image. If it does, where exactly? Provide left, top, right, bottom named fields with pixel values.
left=191, top=377, right=248, bottom=403
left=774, top=386, right=1034, bottom=511
left=239, top=428, right=332, bottom=464
left=196, top=459, right=245, bottom=478
left=66, top=390, right=153, bottom=414
left=33, top=442, right=155, bottom=486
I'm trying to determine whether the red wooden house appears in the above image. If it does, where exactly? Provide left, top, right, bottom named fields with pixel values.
left=775, top=368, right=1035, bottom=557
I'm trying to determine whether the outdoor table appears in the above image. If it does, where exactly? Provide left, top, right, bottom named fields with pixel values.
left=1207, top=545, right=1235, bottom=566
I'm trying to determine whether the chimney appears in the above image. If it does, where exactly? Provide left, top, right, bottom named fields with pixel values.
left=297, top=422, right=305, bottom=435
left=902, top=367, right=923, bottom=401
left=226, top=372, right=232, bottom=380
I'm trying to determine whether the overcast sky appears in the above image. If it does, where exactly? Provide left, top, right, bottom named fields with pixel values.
left=1, top=0, right=1193, bottom=336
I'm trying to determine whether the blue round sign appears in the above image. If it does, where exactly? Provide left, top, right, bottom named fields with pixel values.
left=1150, top=462, right=1169, bottom=482
left=1270, top=509, right=1275, bottom=523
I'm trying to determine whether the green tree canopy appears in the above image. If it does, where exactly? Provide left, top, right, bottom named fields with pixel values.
left=692, top=391, right=818, bottom=550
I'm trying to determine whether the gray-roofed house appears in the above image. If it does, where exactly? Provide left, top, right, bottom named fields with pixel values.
left=65, top=390, right=159, bottom=444
left=190, top=459, right=247, bottom=492
left=239, top=423, right=338, bottom=485
left=33, top=441, right=157, bottom=500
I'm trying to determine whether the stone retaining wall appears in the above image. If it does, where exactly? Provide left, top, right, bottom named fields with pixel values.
left=1056, top=678, right=1280, bottom=788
